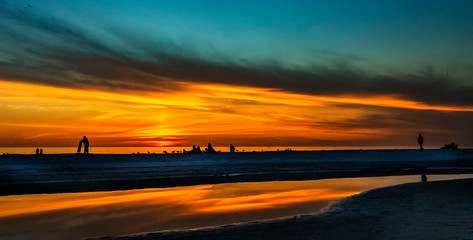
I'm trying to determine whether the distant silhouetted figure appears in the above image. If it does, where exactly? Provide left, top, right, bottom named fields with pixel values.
left=230, top=144, right=235, bottom=153
left=36, top=148, right=39, bottom=155
left=418, top=134, right=424, bottom=150
left=206, top=142, right=216, bottom=153
left=421, top=173, right=427, bottom=182
left=82, top=136, right=89, bottom=154
left=40, top=148, right=43, bottom=155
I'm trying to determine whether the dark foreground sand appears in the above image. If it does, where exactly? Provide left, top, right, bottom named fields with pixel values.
left=99, top=178, right=473, bottom=240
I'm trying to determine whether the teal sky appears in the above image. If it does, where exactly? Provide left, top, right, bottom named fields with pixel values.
left=5, top=0, right=473, bottom=78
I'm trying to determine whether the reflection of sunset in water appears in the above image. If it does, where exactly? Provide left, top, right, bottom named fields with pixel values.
left=1, top=175, right=472, bottom=240
left=0, top=182, right=357, bottom=219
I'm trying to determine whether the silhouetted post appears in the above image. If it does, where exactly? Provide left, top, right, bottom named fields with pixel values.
left=230, top=144, right=235, bottom=153
left=418, top=134, right=424, bottom=150
left=82, top=136, right=89, bottom=154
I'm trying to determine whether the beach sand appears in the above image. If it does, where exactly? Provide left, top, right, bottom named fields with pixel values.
left=101, top=178, right=473, bottom=240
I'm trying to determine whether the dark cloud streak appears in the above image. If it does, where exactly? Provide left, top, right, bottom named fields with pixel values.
left=1, top=5, right=472, bottom=107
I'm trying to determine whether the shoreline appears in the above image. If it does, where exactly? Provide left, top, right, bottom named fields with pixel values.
left=98, top=178, right=473, bottom=240
left=2, top=149, right=473, bottom=196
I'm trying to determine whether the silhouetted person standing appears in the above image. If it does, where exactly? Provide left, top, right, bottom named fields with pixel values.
left=230, top=144, right=235, bottom=153
left=82, top=136, right=89, bottom=154
left=40, top=148, right=43, bottom=155
left=36, top=148, right=39, bottom=155
left=418, top=134, right=424, bottom=150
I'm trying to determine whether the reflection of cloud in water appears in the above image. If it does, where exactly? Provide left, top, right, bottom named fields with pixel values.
left=1, top=175, right=472, bottom=240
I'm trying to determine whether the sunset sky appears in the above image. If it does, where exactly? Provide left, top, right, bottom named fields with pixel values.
left=1, top=0, right=473, bottom=148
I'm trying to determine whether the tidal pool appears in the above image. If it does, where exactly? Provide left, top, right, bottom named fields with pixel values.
left=1, top=174, right=472, bottom=240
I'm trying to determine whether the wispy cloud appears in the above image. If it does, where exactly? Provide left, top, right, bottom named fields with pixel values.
left=1, top=4, right=472, bottom=108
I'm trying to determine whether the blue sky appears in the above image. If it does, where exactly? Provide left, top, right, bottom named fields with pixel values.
left=5, top=0, right=473, bottom=78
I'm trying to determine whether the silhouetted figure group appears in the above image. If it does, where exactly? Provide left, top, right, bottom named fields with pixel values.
left=35, top=148, right=43, bottom=155
left=205, top=142, right=217, bottom=153
left=191, top=145, right=202, bottom=153
left=77, top=136, right=89, bottom=154
left=187, top=143, right=236, bottom=153
left=418, top=134, right=424, bottom=150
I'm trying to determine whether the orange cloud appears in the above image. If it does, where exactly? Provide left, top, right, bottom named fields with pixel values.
left=1, top=80, right=472, bottom=147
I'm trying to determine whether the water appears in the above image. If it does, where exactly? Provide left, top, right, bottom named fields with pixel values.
left=1, top=174, right=472, bottom=240
left=0, top=146, right=409, bottom=155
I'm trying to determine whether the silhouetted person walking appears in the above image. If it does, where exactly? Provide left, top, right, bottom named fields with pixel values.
left=418, top=134, right=424, bottom=150
left=82, top=136, right=89, bottom=154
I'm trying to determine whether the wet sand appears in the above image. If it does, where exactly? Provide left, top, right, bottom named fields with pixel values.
left=101, top=178, right=473, bottom=240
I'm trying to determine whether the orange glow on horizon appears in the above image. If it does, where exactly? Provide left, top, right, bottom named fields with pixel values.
left=1, top=79, right=472, bottom=147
